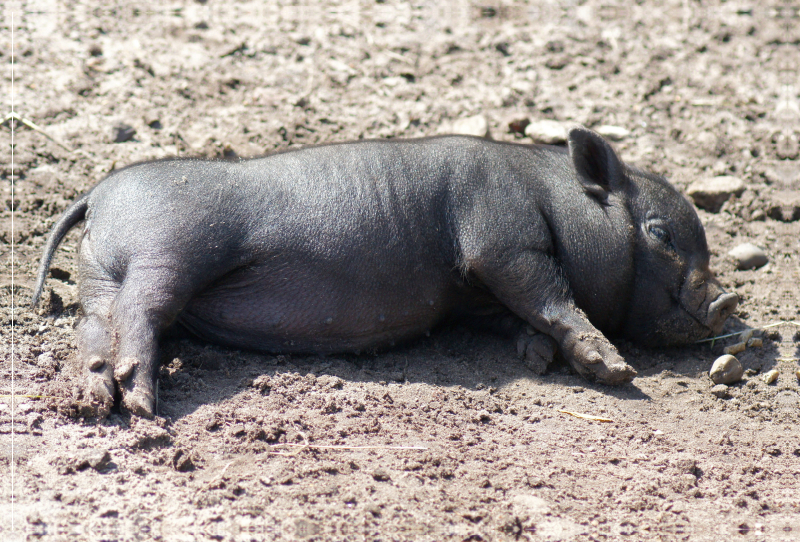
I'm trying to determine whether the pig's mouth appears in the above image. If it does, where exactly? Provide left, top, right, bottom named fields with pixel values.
left=680, top=303, right=716, bottom=339
left=635, top=290, right=732, bottom=347
left=679, top=285, right=739, bottom=340
left=621, top=277, right=738, bottom=348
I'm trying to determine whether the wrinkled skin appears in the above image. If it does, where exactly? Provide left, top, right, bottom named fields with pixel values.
left=31, top=127, right=737, bottom=418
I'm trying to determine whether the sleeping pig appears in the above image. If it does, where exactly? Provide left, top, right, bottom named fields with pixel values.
left=31, top=127, right=738, bottom=418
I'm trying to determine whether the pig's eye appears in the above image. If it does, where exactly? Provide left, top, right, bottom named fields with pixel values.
left=649, top=225, right=671, bottom=244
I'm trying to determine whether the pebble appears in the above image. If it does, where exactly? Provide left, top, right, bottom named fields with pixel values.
left=723, top=342, right=746, bottom=356
left=595, top=125, right=630, bottom=141
left=710, top=384, right=730, bottom=398
left=525, top=119, right=567, bottom=144
left=372, top=468, right=391, bottom=482
left=144, top=112, right=162, bottom=130
left=709, top=354, right=744, bottom=385
left=686, top=175, right=745, bottom=212
left=762, top=369, right=779, bottom=384
left=448, top=114, right=490, bottom=138
left=728, top=243, right=768, bottom=270
left=746, top=337, right=762, bottom=348
left=507, top=117, right=530, bottom=136
left=172, top=449, right=195, bottom=472
left=671, top=454, right=698, bottom=474
left=111, top=122, right=136, bottom=143
left=74, top=448, right=111, bottom=471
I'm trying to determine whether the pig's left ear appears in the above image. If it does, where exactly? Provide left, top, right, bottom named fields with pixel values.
left=568, top=126, right=625, bottom=203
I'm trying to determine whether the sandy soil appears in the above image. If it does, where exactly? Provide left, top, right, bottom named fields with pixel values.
left=2, top=1, right=800, bottom=540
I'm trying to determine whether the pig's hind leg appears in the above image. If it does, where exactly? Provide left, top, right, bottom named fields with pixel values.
left=106, top=265, right=196, bottom=418
left=74, top=287, right=118, bottom=419
left=76, top=252, right=196, bottom=418
left=72, top=239, right=121, bottom=418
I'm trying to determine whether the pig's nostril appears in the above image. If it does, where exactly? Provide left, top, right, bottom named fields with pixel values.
left=709, top=292, right=738, bottom=327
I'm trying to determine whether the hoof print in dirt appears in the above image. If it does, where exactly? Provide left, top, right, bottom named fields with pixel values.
left=33, top=127, right=736, bottom=417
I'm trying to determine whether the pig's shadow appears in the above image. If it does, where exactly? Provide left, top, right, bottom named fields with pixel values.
left=152, top=321, right=659, bottom=421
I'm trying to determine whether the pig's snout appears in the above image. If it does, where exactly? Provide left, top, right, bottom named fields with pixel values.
left=707, top=292, right=738, bottom=334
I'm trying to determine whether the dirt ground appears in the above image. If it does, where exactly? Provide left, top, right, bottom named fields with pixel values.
left=2, top=1, right=799, bottom=540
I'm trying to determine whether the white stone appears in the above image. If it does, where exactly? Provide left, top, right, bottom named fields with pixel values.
left=728, top=243, right=768, bottom=270
left=686, top=176, right=745, bottom=212
left=445, top=114, right=490, bottom=138
left=512, top=494, right=550, bottom=514
left=709, top=354, right=743, bottom=385
left=524, top=119, right=567, bottom=144
left=595, top=124, right=630, bottom=141
left=762, top=369, right=779, bottom=384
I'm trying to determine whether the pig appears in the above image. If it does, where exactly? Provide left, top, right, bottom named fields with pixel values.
left=31, top=127, right=738, bottom=419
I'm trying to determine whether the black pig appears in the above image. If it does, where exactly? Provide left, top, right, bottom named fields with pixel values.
left=32, top=127, right=737, bottom=418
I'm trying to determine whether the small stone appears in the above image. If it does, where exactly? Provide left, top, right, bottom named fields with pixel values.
left=739, top=330, right=754, bottom=343
left=372, top=468, right=391, bottom=482
left=762, top=369, right=779, bottom=384
left=686, top=176, right=745, bottom=212
left=709, top=354, right=744, bottom=385
left=710, top=384, right=730, bottom=398
left=144, top=112, right=162, bottom=130
left=728, top=243, right=768, bottom=270
left=746, top=337, right=762, bottom=348
left=75, top=448, right=111, bottom=471
left=723, top=342, right=746, bottom=356
left=595, top=125, right=630, bottom=141
left=508, top=117, right=530, bottom=135
left=671, top=454, right=698, bottom=474
left=766, top=190, right=800, bottom=222
left=172, top=449, right=195, bottom=472
left=795, top=369, right=800, bottom=381
left=111, top=122, right=136, bottom=143
left=545, top=55, right=570, bottom=70
left=448, top=114, right=490, bottom=138
left=525, top=120, right=567, bottom=144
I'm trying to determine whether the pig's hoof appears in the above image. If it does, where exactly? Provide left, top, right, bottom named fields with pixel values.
left=75, top=373, right=115, bottom=419
left=122, top=388, right=156, bottom=419
left=568, top=338, right=637, bottom=385
left=586, top=357, right=637, bottom=385
left=516, top=331, right=557, bottom=375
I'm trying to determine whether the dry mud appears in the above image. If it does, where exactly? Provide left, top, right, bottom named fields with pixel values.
left=1, top=1, right=800, bottom=541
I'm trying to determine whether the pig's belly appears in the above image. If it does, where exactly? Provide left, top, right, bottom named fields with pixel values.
left=176, top=265, right=458, bottom=353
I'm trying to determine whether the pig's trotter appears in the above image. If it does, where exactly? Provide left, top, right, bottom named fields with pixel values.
left=74, top=311, right=116, bottom=418
left=75, top=366, right=115, bottom=419
left=122, top=387, right=156, bottom=419
left=564, top=333, right=636, bottom=385
left=516, top=329, right=557, bottom=375
left=116, top=357, right=156, bottom=418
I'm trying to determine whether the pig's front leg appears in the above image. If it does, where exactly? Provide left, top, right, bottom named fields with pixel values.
left=475, top=250, right=637, bottom=385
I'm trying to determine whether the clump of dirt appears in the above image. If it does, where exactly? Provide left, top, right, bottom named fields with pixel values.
left=2, top=2, right=799, bottom=540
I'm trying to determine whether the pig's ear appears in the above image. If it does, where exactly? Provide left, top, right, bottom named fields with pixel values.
left=568, top=126, right=624, bottom=203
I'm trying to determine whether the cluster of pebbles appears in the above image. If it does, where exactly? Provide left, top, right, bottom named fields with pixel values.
left=707, top=329, right=786, bottom=398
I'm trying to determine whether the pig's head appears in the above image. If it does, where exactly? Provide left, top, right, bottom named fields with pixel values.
left=568, top=127, right=738, bottom=346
